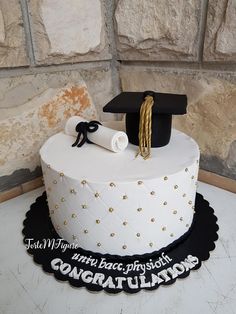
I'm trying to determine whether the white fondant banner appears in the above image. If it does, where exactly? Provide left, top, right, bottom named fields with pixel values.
left=50, top=253, right=199, bottom=290
left=65, top=116, right=128, bottom=153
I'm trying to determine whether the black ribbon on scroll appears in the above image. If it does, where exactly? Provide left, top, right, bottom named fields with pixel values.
left=72, top=121, right=102, bottom=148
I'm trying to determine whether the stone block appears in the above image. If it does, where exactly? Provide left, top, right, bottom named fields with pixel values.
left=0, top=79, right=98, bottom=177
left=115, top=0, right=200, bottom=61
left=0, top=0, right=28, bottom=67
left=80, top=67, right=116, bottom=121
left=204, top=0, right=236, bottom=61
left=0, top=67, right=113, bottom=120
left=28, top=0, right=111, bottom=64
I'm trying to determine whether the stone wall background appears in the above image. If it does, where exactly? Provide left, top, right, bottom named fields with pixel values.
left=0, top=0, right=235, bottom=192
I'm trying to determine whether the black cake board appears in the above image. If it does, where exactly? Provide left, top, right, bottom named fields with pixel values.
left=22, top=192, right=218, bottom=294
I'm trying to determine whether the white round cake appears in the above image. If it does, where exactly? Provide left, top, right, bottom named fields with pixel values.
left=40, top=128, right=199, bottom=256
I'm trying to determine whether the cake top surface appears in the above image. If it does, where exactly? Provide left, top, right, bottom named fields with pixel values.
left=40, top=129, right=199, bottom=182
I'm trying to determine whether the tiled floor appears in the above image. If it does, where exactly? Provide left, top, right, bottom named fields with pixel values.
left=0, top=182, right=235, bottom=314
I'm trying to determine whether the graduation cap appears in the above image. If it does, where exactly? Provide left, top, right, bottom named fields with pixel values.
left=103, top=91, right=187, bottom=159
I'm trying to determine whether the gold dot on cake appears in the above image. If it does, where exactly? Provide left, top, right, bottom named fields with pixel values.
left=137, top=207, right=142, bottom=212
left=123, top=195, right=128, bottom=200
left=110, top=182, right=115, bottom=187
left=63, top=220, right=67, bottom=225
left=47, top=164, right=51, bottom=168
left=138, top=180, right=143, bottom=185
left=183, top=193, right=186, bottom=197
left=174, top=185, right=178, bottom=189
left=188, top=200, right=192, bottom=205
left=96, top=219, right=100, bottom=224
left=163, top=201, right=167, bottom=205
left=53, top=180, right=57, bottom=184
left=97, top=242, right=101, bottom=247
left=123, top=221, right=128, bottom=226
left=191, top=175, right=195, bottom=179
left=55, top=204, right=59, bottom=209
left=81, top=204, right=87, bottom=209
left=122, top=245, right=127, bottom=249
left=173, top=210, right=177, bottom=214
left=185, top=168, right=188, bottom=172
left=164, top=176, right=168, bottom=180
left=94, top=192, right=99, bottom=198
left=162, top=226, right=166, bottom=231
left=151, top=218, right=155, bottom=222
left=81, top=180, right=87, bottom=185
left=170, top=233, right=174, bottom=237
left=71, top=213, right=77, bottom=218
left=136, top=233, right=140, bottom=237
left=72, top=235, right=76, bottom=240
left=84, top=229, right=88, bottom=234
left=109, top=207, right=114, bottom=213
left=110, top=233, right=115, bottom=237
left=180, top=217, right=183, bottom=221
left=192, top=206, right=195, bottom=210
left=59, top=172, right=64, bottom=177
left=150, top=191, right=155, bottom=195
left=149, top=242, right=153, bottom=247
left=70, top=189, right=76, bottom=194
left=61, top=197, right=65, bottom=202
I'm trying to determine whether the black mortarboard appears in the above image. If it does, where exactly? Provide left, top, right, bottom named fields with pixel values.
left=103, top=91, right=187, bottom=150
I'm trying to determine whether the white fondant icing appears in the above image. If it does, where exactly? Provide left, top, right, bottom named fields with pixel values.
left=40, top=128, right=199, bottom=256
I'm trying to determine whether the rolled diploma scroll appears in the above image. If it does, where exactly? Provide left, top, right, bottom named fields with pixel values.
left=65, top=116, right=128, bottom=153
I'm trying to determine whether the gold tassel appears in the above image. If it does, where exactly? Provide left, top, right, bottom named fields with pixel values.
left=136, top=95, right=154, bottom=159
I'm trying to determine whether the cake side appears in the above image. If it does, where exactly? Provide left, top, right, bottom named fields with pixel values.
left=40, top=129, right=199, bottom=256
